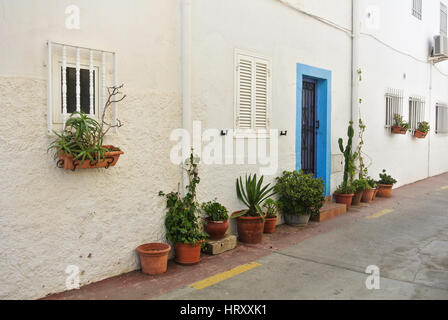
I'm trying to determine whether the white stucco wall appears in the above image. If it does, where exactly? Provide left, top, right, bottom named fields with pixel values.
left=0, top=0, right=181, bottom=299
left=356, top=0, right=448, bottom=187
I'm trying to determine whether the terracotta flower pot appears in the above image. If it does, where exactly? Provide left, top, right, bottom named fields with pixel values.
left=377, top=184, right=393, bottom=198
left=136, top=243, right=171, bottom=275
left=233, top=211, right=264, bottom=244
left=361, top=188, right=375, bottom=203
left=57, top=145, right=124, bottom=171
left=414, top=130, right=428, bottom=139
left=372, top=188, right=379, bottom=200
left=174, top=242, right=202, bottom=265
left=352, top=191, right=364, bottom=206
left=204, top=219, right=229, bottom=240
left=392, top=126, right=407, bottom=135
left=334, top=193, right=355, bottom=210
left=263, top=217, right=278, bottom=234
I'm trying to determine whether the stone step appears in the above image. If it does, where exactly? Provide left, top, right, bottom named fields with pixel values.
left=202, top=234, right=237, bottom=255
left=311, top=202, right=347, bottom=222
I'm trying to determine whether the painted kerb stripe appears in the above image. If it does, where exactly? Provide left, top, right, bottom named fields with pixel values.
left=189, top=262, right=261, bottom=290
left=365, top=209, right=394, bottom=219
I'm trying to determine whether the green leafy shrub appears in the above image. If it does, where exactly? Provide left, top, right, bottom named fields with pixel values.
left=335, top=183, right=356, bottom=195
left=263, top=199, right=280, bottom=218
left=417, top=121, right=430, bottom=133
left=352, top=179, right=371, bottom=192
left=274, top=170, right=325, bottom=217
left=201, top=200, right=229, bottom=222
left=378, top=169, right=397, bottom=185
left=232, top=174, right=276, bottom=219
left=160, top=151, right=207, bottom=245
left=367, top=177, right=378, bottom=189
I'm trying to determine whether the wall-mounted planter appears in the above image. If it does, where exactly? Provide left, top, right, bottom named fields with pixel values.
left=414, top=130, right=428, bottom=139
left=391, top=126, right=407, bottom=135
left=57, top=145, right=124, bottom=171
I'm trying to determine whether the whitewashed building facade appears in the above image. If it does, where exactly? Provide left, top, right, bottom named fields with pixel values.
left=0, top=0, right=447, bottom=299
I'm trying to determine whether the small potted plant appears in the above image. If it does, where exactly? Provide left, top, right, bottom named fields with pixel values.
left=159, top=151, right=207, bottom=265
left=392, top=114, right=409, bottom=135
left=48, top=85, right=125, bottom=171
left=377, top=169, right=397, bottom=198
left=201, top=200, right=229, bottom=240
left=334, top=122, right=357, bottom=209
left=231, top=174, right=276, bottom=244
left=275, top=170, right=325, bottom=226
left=414, top=121, right=430, bottom=139
left=351, top=179, right=370, bottom=206
left=364, top=177, right=378, bottom=202
left=263, top=199, right=280, bottom=234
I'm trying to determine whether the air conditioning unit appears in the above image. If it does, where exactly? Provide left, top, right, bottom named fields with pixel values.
left=434, top=35, right=448, bottom=56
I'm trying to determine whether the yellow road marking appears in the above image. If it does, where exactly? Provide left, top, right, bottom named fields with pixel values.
left=189, top=262, right=261, bottom=290
left=441, top=185, right=448, bottom=190
left=365, top=209, right=394, bottom=219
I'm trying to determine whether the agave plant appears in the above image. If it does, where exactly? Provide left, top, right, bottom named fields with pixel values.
left=232, top=174, right=276, bottom=219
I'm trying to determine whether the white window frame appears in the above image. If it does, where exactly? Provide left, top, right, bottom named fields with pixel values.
left=234, top=49, right=272, bottom=138
left=436, top=102, right=448, bottom=133
left=412, top=0, right=422, bottom=20
left=385, top=89, right=404, bottom=128
left=408, top=96, right=425, bottom=133
left=441, top=2, right=447, bottom=37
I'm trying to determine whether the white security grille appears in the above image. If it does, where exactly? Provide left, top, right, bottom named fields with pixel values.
left=46, top=41, right=117, bottom=133
left=385, top=89, right=404, bottom=128
left=412, top=0, right=422, bottom=20
left=408, top=96, right=425, bottom=133
left=436, top=103, right=448, bottom=133
left=441, top=3, right=447, bottom=37
left=235, top=50, right=271, bottom=132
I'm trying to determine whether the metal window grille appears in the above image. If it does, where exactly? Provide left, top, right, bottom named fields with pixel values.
left=408, top=96, right=425, bottom=133
left=385, top=89, right=404, bottom=128
left=436, top=103, right=448, bottom=133
left=441, top=3, right=447, bottom=36
left=412, top=0, right=422, bottom=20
left=46, top=41, right=117, bottom=133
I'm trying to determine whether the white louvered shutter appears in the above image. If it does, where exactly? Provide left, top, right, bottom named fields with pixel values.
left=236, top=52, right=270, bottom=131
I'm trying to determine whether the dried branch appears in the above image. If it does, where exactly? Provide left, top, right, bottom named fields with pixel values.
left=99, top=84, right=126, bottom=140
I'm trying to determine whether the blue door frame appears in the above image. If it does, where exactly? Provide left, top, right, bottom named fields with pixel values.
left=296, top=63, right=332, bottom=195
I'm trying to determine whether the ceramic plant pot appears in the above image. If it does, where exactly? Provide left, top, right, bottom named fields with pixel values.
left=174, top=242, right=202, bottom=265
left=361, top=188, right=375, bottom=203
left=263, top=217, right=278, bottom=234
left=334, top=193, right=355, bottom=210
left=233, top=211, right=264, bottom=244
left=204, top=219, right=229, bottom=240
left=392, top=126, right=407, bottom=135
left=377, top=184, right=393, bottom=198
left=57, top=145, right=124, bottom=171
left=351, top=190, right=364, bottom=206
left=283, top=213, right=311, bottom=227
left=414, top=130, right=428, bottom=139
left=136, top=243, right=171, bottom=275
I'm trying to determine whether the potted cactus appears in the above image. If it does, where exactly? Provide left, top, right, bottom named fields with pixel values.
left=201, top=200, right=229, bottom=240
left=377, top=169, right=397, bottom=198
left=392, top=114, right=409, bottom=135
left=334, top=122, right=357, bottom=209
left=414, top=121, right=430, bottom=139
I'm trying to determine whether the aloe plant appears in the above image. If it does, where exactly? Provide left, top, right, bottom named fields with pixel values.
left=232, top=174, right=276, bottom=220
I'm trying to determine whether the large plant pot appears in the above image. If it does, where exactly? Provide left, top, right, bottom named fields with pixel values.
left=377, top=184, right=393, bottom=198
left=334, top=193, right=355, bottom=210
left=361, top=188, right=375, bottom=203
left=352, top=191, right=364, bottom=206
left=136, top=243, right=171, bottom=275
left=283, top=213, right=310, bottom=226
left=204, top=219, right=229, bottom=240
left=414, top=130, right=428, bottom=139
left=174, top=242, right=202, bottom=265
left=233, top=211, right=264, bottom=244
left=263, top=217, right=278, bottom=234
left=57, top=145, right=124, bottom=171
left=392, top=126, right=407, bottom=135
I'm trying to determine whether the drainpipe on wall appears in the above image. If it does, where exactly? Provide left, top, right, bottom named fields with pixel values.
left=428, top=64, right=432, bottom=178
left=180, top=0, right=192, bottom=194
left=351, top=0, right=360, bottom=124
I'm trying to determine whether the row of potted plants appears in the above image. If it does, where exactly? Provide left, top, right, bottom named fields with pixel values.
left=392, top=114, right=430, bottom=139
